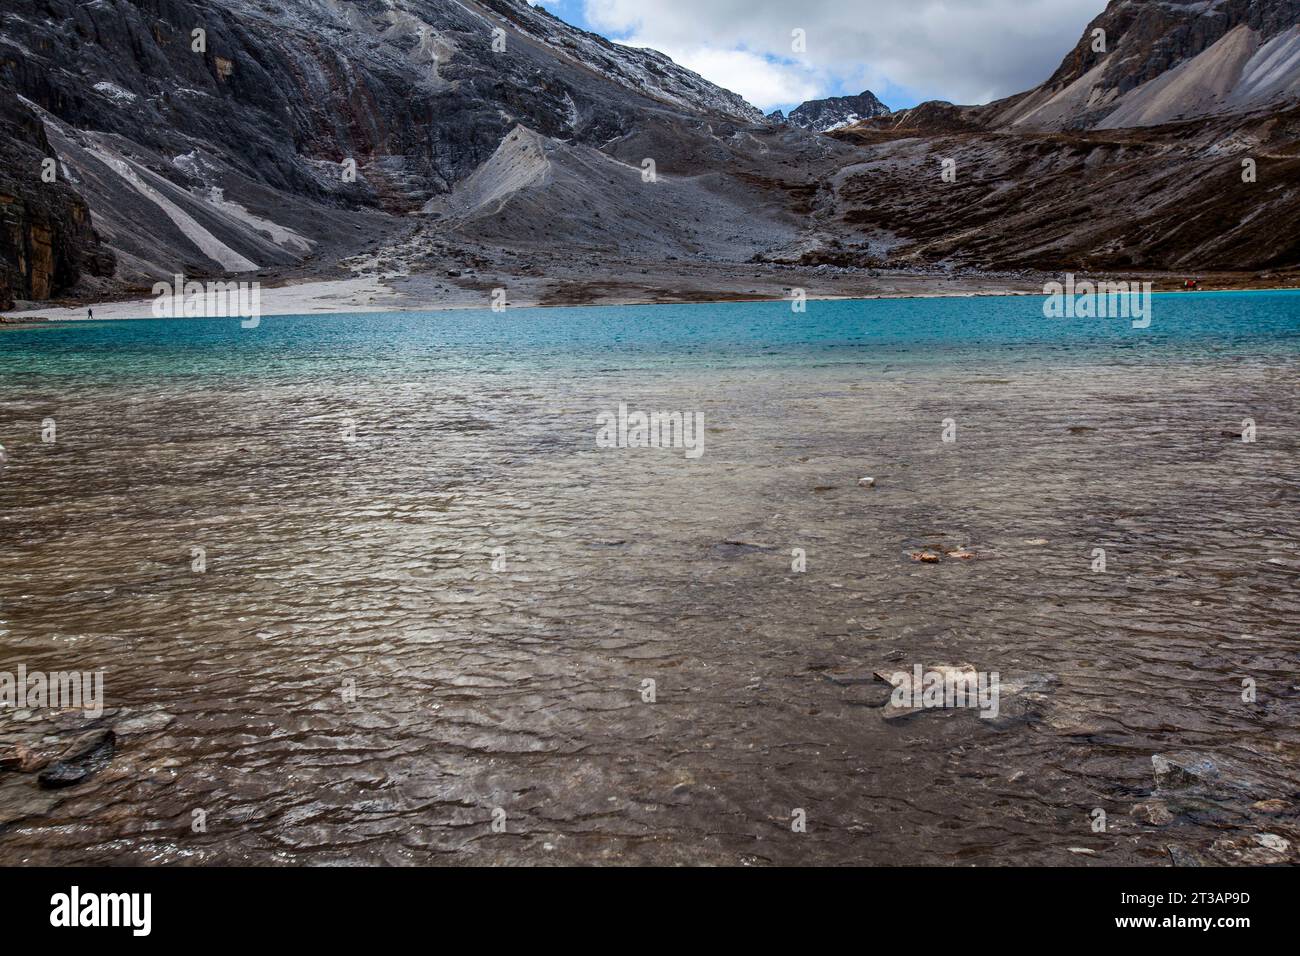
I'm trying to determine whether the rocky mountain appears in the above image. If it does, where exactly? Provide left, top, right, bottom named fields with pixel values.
left=986, top=0, right=1300, bottom=130
left=769, top=90, right=891, bottom=132
left=827, top=0, right=1300, bottom=274
left=0, top=0, right=774, bottom=305
left=2, top=0, right=1298, bottom=311
left=832, top=105, right=1300, bottom=272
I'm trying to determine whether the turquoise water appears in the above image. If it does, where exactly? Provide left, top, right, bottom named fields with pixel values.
left=4, top=291, right=1299, bottom=382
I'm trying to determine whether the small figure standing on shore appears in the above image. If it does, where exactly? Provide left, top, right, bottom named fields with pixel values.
left=88, top=307, right=94, bottom=320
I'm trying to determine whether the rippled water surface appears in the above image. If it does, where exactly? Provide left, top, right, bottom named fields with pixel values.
left=2, top=293, right=1298, bottom=865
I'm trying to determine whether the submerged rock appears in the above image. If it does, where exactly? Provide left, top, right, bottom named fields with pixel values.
left=0, top=743, right=48, bottom=774
left=710, top=540, right=776, bottom=559
left=1149, top=751, right=1269, bottom=797
left=870, top=664, right=1037, bottom=722
left=0, top=777, right=63, bottom=826
left=37, top=729, right=116, bottom=789
left=113, top=711, right=176, bottom=736
left=1164, top=845, right=1211, bottom=867
left=873, top=666, right=961, bottom=720
left=1251, top=799, right=1288, bottom=813
left=1204, top=833, right=1296, bottom=864
left=1255, top=833, right=1290, bottom=852
left=1131, top=801, right=1176, bottom=826
left=1151, top=752, right=1219, bottom=790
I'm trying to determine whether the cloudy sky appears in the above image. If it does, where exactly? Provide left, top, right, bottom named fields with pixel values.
left=533, top=0, right=1108, bottom=113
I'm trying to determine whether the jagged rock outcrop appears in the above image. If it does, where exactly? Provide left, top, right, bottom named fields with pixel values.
left=0, top=90, right=113, bottom=309
left=769, top=90, right=891, bottom=132
left=0, top=0, right=769, bottom=295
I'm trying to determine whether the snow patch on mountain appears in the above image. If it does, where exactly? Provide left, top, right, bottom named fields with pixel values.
left=768, top=90, right=891, bottom=133
left=203, top=187, right=316, bottom=253
left=90, top=148, right=259, bottom=272
left=92, top=82, right=137, bottom=106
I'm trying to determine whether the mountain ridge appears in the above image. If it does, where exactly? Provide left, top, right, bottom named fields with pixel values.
left=3, top=0, right=1299, bottom=312
left=0, top=0, right=771, bottom=305
left=769, top=90, right=891, bottom=132
left=830, top=0, right=1300, bottom=274
left=932, top=0, right=1300, bottom=131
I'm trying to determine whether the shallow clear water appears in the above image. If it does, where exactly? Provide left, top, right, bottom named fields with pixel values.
left=1, top=293, right=1298, bottom=865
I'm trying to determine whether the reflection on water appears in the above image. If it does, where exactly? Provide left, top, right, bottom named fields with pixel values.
left=1, top=295, right=1298, bottom=864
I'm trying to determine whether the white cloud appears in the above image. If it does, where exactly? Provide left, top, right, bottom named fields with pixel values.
left=585, top=0, right=1106, bottom=108
left=623, top=43, right=822, bottom=110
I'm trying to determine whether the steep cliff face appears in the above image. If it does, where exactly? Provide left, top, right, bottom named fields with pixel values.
left=0, top=90, right=114, bottom=310
left=0, top=0, right=768, bottom=293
